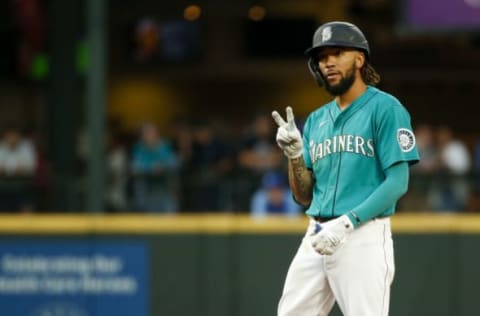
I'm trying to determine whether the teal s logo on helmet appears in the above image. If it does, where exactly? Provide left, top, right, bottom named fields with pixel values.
left=321, top=26, right=332, bottom=42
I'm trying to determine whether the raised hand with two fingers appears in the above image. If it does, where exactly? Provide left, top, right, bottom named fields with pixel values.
left=271, top=106, right=303, bottom=159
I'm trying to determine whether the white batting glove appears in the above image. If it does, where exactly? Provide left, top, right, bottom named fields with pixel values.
left=309, top=215, right=354, bottom=255
left=272, top=106, right=303, bottom=159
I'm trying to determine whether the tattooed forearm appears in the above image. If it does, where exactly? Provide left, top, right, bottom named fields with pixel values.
left=288, top=157, right=314, bottom=206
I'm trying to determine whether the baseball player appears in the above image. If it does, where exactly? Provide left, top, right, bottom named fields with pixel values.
left=272, top=21, right=420, bottom=316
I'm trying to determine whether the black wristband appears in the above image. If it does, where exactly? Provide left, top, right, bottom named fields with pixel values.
left=349, top=211, right=361, bottom=224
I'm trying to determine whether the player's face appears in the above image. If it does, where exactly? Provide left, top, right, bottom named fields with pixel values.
left=317, top=47, right=363, bottom=96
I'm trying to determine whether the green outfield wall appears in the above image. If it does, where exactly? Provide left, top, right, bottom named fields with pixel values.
left=0, top=213, right=478, bottom=316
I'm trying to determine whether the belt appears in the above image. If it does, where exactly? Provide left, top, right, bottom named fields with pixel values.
left=312, top=215, right=390, bottom=223
left=312, top=216, right=338, bottom=223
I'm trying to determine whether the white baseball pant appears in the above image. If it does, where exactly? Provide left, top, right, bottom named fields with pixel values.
left=278, top=217, right=395, bottom=316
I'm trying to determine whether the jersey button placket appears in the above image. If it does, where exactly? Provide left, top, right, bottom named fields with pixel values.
left=329, top=118, right=344, bottom=217
left=326, top=159, right=337, bottom=216
left=331, top=155, right=339, bottom=169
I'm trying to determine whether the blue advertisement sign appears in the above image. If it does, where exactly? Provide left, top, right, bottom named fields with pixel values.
left=0, top=241, right=148, bottom=316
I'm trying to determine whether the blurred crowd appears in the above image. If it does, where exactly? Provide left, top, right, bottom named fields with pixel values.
left=97, top=113, right=302, bottom=217
left=403, top=124, right=479, bottom=213
left=1, top=115, right=480, bottom=215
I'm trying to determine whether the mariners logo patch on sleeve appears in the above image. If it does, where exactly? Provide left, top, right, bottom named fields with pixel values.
left=397, top=128, right=416, bottom=152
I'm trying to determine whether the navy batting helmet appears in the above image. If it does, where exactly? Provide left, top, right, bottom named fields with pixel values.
left=305, top=21, right=370, bottom=86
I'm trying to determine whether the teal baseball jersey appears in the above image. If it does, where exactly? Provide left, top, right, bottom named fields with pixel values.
left=302, top=86, right=419, bottom=218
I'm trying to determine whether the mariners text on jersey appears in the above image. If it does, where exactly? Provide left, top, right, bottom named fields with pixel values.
left=309, top=135, right=374, bottom=163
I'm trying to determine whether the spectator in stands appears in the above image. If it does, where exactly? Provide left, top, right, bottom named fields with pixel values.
left=238, top=112, right=283, bottom=174
left=131, top=122, right=179, bottom=212
left=105, top=129, right=129, bottom=212
left=402, top=123, right=440, bottom=211
left=0, top=125, right=37, bottom=211
left=250, top=170, right=302, bottom=218
left=182, top=119, right=236, bottom=212
left=430, top=126, right=471, bottom=211
left=412, top=124, right=440, bottom=175
left=237, top=112, right=283, bottom=210
left=0, top=126, right=37, bottom=176
left=169, top=117, right=193, bottom=165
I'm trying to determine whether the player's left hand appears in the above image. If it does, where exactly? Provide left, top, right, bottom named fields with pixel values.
left=309, top=215, right=354, bottom=255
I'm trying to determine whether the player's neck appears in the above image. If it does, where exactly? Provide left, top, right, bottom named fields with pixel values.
left=336, top=79, right=367, bottom=111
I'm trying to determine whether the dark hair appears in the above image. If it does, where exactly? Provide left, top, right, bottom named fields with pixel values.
left=360, top=61, right=380, bottom=86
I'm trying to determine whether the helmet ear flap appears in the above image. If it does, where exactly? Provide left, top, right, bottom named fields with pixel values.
left=307, top=58, right=325, bottom=87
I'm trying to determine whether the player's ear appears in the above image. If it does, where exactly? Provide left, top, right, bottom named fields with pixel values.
left=355, top=51, right=365, bottom=69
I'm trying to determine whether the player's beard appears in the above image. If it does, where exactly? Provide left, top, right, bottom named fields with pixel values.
left=324, top=62, right=356, bottom=96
